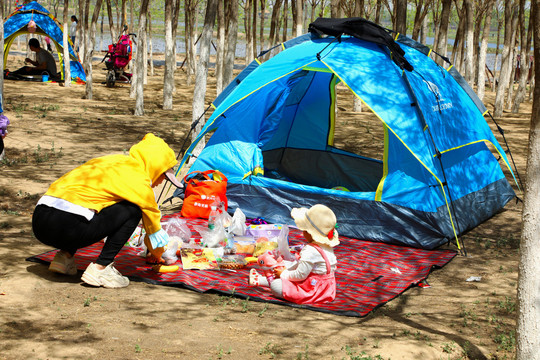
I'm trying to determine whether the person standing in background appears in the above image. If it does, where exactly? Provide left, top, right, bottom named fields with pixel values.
left=70, top=16, right=78, bottom=48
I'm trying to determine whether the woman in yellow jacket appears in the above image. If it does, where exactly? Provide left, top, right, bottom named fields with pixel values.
left=32, top=133, right=183, bottom=288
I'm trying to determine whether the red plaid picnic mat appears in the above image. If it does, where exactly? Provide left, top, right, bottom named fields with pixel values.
left=27, top=214, right=456, bottom=317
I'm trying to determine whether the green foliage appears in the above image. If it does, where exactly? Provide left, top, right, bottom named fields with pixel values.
left=493, top=330, right=516, bottom=351
left=259, top=342, right=283, bottom=359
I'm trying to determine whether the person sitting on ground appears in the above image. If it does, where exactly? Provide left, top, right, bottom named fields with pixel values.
left=248, top=204, right=339, bottom=304
left=13, top=38, right=57, bottom=77
left=32, top=133, right=184, bottom=288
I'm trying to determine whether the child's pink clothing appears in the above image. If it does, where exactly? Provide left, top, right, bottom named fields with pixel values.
left=281, top=243, right=336, bottom=304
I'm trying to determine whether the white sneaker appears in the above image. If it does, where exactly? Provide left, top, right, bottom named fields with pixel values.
left=49, top=251, right=78, bottom=276
left=81, top=262, right=129, bottom=288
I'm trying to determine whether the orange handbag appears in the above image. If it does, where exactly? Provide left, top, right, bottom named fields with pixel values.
left=180, top=170, right=228, bottom=219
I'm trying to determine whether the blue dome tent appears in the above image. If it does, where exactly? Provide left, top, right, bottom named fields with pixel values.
left=3, top=1, right=86, bottom=82
left=175, top=18, right=518, bottom=250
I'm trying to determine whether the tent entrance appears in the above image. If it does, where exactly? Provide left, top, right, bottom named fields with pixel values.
left=263, top=147, right=383, bottom=192
left=261, top=81, right=385, bottom=193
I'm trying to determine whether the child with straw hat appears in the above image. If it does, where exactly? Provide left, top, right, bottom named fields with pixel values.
left=249, top=204, right=339, bottom=304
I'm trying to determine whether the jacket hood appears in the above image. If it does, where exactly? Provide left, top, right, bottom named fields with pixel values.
left=129, top=133, right=177, bottom=185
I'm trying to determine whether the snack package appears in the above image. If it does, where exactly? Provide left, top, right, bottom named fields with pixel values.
left=180, top=247, right=219, bottom=270
left=232, top=235, right=255, bottom=255
left=246, top=224, right=295, bottom=261
left=218, top=255, right=247, bottom=270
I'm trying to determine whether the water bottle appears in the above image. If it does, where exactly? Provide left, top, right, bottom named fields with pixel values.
left=208, top=206, right=218, bottom=230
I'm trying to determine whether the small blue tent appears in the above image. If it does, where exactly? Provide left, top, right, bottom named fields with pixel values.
left=177, top=18, right=517, bottom=250
left=3, top=1, right=86, bottom=82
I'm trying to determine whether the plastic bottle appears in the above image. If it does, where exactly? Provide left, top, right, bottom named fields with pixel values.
left=208, top=206, right=218, bottom=230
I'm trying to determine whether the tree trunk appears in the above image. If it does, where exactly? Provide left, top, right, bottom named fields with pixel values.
left=492, top=9, right=504, bottom=91
left=259, top=0, right=266, bottom=51
left=411, top=0, right=431, bottom=41
left=244, top=0, right=254, bottom=64
left=477, top=1, right=494, bottom=101
left=192, top=0, right=218, bottom=158
left=63, top=0, right=71, bottom=87
left=172, top=0, right=181, bottom=71
left=134, top=0, right=150, bottom=116
left=184, top=0, right=198, bottom=85
left=163, top=0, right=175, bottom=110
left=516, top=3, right=540, bottom=358
left=106, top=0, right=117, bottom=43
left=148, top=12, right=154, bottom=77
left=121, top=0, right=127, bottom=27
left=252, top=0, right=258, bottom=57
left=505, top=10, right=519, bottom=109
left=130, top=0, right=134, bottom=34
left=282, top=0, right=289, bottom=42
left=223, top=0, right=238, bottom=87
left=84, top=0, right=104, bottom=100
left=463, top=0, right=474, bottom=82
left=394, top=0, right=408, bottom=34
left=296, top=0, right=304, bottom=36
left=81, top=0, right=90, bottom=65
left=435, top=0, right=451, bottom=66
left=269, top=0, right=282, bottom=48
left=512, top=3, right=533, bottom=113
left=216, top=0, right=225, bottom=93
left=494, top=2, right=517, bottom=118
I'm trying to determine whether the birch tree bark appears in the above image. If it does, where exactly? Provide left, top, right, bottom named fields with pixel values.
left=192, top=0, right=218, bottom=158
left=505, top=9, right=519, bottom=109
left=184, top=0, right=199, bottom=85
left=148, top=12, right=154, bottom=77
left=81, top=0, right=90, bottom=65
left=494, top=1, right=517, bottom=118
left=63, top=0, right=71, bottom=87
left=463, top=0, right=475, bottom=82
left=215, top=0, right=225, bottom=93
left=516, top=3, right=540, bottom=358
left=163, top=0, right=175, bottom=109
left=295, top=0, right=304, bottom=37
left=223, top=0, right=239, bottom=86
left=134, top=0, right=150, bottom=116
left=512, top=3, right=532, bottom=113
left=492, top=0, right=504, bottom=91
left=84, top=0, right=104, bottom=100
left=477, top=1, right=494, bottom=101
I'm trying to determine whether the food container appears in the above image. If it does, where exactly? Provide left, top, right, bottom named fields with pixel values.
left=218, top=255, right=247, bottom=270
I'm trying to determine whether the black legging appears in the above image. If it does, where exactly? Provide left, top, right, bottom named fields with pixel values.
left=32, top=201, right=142, bottom=266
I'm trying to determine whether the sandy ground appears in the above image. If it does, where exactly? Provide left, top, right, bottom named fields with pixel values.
left=0, top=52, right=528, bottom=359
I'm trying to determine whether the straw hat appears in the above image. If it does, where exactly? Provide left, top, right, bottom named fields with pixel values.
left=291, top=204, right=339, bottom=247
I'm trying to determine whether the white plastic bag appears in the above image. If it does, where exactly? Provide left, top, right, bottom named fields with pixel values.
left=229, top=208, right=247, bottom=235
left=163, top=217, right=192, bottom=243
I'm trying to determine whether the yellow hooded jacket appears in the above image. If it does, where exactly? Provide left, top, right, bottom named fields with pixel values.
left=44, top=133, right=177, bottom=235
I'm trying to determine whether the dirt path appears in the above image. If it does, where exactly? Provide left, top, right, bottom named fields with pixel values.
left=0, top=56, right=526, bottom=359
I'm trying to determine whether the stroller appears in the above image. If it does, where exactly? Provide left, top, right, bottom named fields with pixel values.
left=102, top=30, right=136, bottom=87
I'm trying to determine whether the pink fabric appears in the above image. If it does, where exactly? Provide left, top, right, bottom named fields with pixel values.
left=281, top=244, right=336, bottom=304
